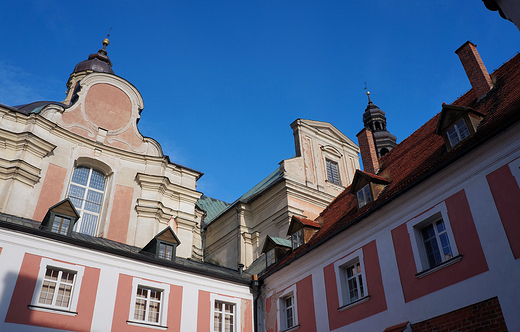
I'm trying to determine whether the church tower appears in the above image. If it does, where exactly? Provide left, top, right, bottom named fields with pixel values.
left=362, top=92, right=397, bottom=157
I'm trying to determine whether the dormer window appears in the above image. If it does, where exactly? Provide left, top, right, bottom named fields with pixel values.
left=292, top=229, right=303, bottom=249
left=141, top=227, right=180, bottom=261
left=447, top=119, right=470, bottom=147
left=51, top=216, right=72, bottom=235
left=350, top=170, right=390, bottom=210
left=436, top=103, right=484, bottom=151
left=262, top=236, right=292, bottom=268
left=287, top=216, right=322, bottom=251
left=357, top=185, right=372, bottom=208
left=158, top=242, right=174, bottom=260
left=40, top=198, right=80, bottom=236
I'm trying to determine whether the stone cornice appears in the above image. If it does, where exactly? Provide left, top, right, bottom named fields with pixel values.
left=136, top=173, right=202, bottom=202
left=0, top=128, right=56, bottom=159
left=0, top=158, right=41, bottom=186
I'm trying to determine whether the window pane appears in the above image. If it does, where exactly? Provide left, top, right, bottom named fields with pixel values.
left=38, top=280, right=56, bottom=305
left=68, top=185, right=86, bottom=201
left=134, top=299, right=146, bottom=320
left=71, top=167, right=89, bottom=186
left=89, top=170, right=106, bottom=191
left=148, top=301, right=160, bottom=323
left=77, top=213, right=98, bottom=236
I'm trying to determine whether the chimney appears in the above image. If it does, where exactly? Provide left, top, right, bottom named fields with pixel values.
left=455, top=41, right=492, bottom=99
left=357, top=128, right=379, bottom=174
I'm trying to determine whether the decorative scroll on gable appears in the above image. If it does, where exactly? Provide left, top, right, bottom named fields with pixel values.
left=40, top=73, right=162, bottom=156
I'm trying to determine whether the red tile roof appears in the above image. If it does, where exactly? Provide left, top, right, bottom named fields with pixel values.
left=293, top=216, right=322, bottom=229
left=383, top=321, right=409, bottom=332
left=262, top=51, right=520, bottom=277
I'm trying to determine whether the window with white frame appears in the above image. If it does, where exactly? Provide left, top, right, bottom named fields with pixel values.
left=420, top=219, right=453, bottom=269
left=38, top=268, right=76, bottom=309
left=67, top=166, right=107, bottom=236
left=30, top=258, right=85, bottom=314
left=447, top=119, right=470, bottom=147
left=128, top=278, right=169, bottom=327
left=210, top=295, right=241, bottom=332
left=266, top=248, right=276, bottom=266
left=334, top=249, right=369, bottom=308
left=277, top=284, right=298, bottom=331
left=357, top=184, right=372, bottom=208
left=291, top=229, right=303, bottom=249
left=281, top=295, right=295, bottom=330
left=214, top=301, right=235, bottom=332
left=407, top=203, right=460, bottom=274
left=326, top=159, right=341, bottom=185
left=343, top=261, right=365, bottom=303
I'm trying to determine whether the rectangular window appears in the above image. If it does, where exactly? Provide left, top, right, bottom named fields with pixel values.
left=326, top=159, right=341, bottom=185
left=447, top=119, right=470, bottom=147
left=133, top=286, right=162, bottom=323
left=214, top=301, right=235, bottom=332
left=38, top=268, right=76, bottom=309
left=344, top=261, right=365, bottom=303
left=51, top=215, right=72, bottom=235
left=421, top=219, right=453, bottom=268
left=292, top=230, right=303, bottom=249
left=282, top=295, right=295, bottom=329
left=30, top=259, right=85, bottom=315
left=128, top=278, right=169, bottom=327
left=266, top=248, right=276, bottom=266
left=158, top=243, right=174, bottom=260
left=357, top=184, right=372, bottom=208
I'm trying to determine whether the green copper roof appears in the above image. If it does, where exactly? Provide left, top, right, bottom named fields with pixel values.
left=196, top=195, right=231, bottom=224
left=269, top=236, right=291, bottom=247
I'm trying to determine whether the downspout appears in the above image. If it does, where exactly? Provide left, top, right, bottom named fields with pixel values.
left=236, top=204, right=241, bottom=270
left=252, top=274, right=261, bottom=332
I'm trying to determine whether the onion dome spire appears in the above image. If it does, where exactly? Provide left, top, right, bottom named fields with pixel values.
left=72, top=38, right=114, bottom=74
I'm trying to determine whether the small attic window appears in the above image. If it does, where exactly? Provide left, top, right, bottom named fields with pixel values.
left=447, top=119, right=470, bottom=147
left=292, top=229, right=303, bottom=249
left=141, top=227, right=180, bottom=261
left=435, top=103, right=484, bottom=152
left=51, top=216, right=72, bottom=235
left=158, top=242, right=175, bottom=260
left=357, top=185, right=372, bottom=208
left=40, top=198, right=80, bottom=237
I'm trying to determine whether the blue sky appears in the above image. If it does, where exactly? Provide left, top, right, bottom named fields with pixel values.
left=1, top=1, right=518, bottom=203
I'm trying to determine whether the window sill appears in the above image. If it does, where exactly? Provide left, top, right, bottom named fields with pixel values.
left=338, top=295, right=370, bottom=312
left=127, top=320, right=168, bottom=330
left=281, top=324, right=300, bottom=332
left=28, top=304, right=78, bottom=316
left=415, top=255, right=463, bottom=278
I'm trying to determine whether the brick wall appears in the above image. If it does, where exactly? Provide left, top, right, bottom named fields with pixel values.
left=411, top=297, right=507, bottom=332
left=455, top=41, right=492, bottom=99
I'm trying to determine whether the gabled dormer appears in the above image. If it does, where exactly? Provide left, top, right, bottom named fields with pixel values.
left=287, top=216, right=322, bottom=250
left=350, top=170, right=390, bottom=209
left=140, top=227, right=181, bottom=261
left=262, top=236, right=292, bottom=267
left=436, top=103, right=484, bottom=151
left=40, top=198, right=80, bottom=236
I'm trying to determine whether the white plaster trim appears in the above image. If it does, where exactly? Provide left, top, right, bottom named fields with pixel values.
left=415, top=255, right=463, bottom=278
left=128, top=277, right=170, bottom=328
left=277, top=284, right=298, bottom=332
left=31, top=258, right=85, bottom=313
left=28, top=304, right=78, bottom=316
left=405, top=201, right=459, bottom=273
left=508, top=156, right=520, bottom=189
left=337, top=295, right=370, bottom=312
left=333, top=248, right=368, bottom=308
left=210, top=293, right=242, bottom=332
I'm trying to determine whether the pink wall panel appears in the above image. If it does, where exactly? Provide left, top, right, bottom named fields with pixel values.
left=32, top=163, right=68, bottom=221
left=197, top=290, right=211, bottom=332
left=5, top=253, right=99, bottom=331
left=392, top=190, right=488, bottom=303
left=486, top=164, right=520, bottom=259
left=323, top=240, right=387, bottom=330
left=106, top=185, right=134, bottom=243
left=111, top=274, right=183, bottom=331
left=296, top=275, right=317, bottom=332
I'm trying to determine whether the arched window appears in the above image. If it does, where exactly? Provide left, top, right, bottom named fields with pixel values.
left=67, top=166, right=106, bottom=236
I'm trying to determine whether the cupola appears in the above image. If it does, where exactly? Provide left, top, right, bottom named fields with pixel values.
left=64, top=38, right=115, bottom=105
